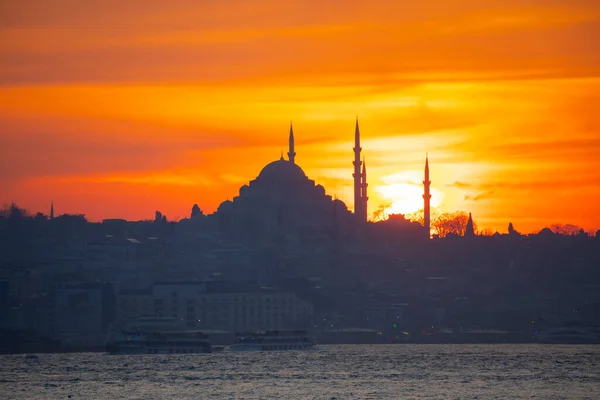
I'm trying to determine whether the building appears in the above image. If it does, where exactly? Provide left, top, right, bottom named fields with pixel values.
left=0, top=280, right=8, bottom=326
left=212, top=120, right=432, bottom=237
left=213, top=122, right=357, bottom=243
left=117, top=287, right=153, bottom=321
left=53, top=282, right=116, bottom=348
left=118, top=281, right=313, bottom=332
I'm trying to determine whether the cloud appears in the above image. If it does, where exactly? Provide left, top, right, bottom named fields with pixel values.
left=0, top=117, right=240, bottom=180
left=449, top=176, right=600, bottom=193
left=464, top=190, right=495, bottom=201
left=484, top=136, right=600, bottom=161
left=2, top=1, right=599, bottom=85
left=447, top=181, right=472, bottom=189
left=58, top=171, right=215, bottom=187
left=2, top=0, right=600, bottom=232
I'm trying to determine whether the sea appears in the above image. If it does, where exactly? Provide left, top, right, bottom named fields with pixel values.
left=1, top=344, right=598, bottom=399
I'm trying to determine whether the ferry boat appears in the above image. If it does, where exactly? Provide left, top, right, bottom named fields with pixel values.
left=105, top=317, right=213, bottom=354
left=229, top=329, right=317, bottom=351
left=106, top=330, right=213, bottom=354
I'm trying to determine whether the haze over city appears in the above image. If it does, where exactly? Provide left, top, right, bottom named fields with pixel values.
left=2, top=0, right=600, bottom=233
left=2, top=3, right=600, bottom=399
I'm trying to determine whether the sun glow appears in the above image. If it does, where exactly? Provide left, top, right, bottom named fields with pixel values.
left=377, top=181, right=444, bottom=216
left=2, top=1, right=600, bottom=233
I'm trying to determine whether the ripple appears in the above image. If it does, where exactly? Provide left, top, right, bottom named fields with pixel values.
left=0, top=345, right=599, bottom=399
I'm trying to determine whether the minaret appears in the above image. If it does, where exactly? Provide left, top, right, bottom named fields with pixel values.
left=423, top=154, right=431, bottom=238
left=361, top=157, right=368, bottom=221
left=353, top=117, right=364, bottom=222
left=50, top=201, right=54, bottom=220
left=465, top=212, right=475, bottom=237
left=288, top=122, right=296, bottom=164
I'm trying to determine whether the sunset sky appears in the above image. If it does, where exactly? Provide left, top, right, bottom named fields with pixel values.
left=1, top=0, right=599, bottom=233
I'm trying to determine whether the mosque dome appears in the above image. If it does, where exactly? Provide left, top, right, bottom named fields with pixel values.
left=332, top=198, right=348, bottom=211
left=257, top=159, right=307, bottom=182
left=217, top=199, right=233, bottom=212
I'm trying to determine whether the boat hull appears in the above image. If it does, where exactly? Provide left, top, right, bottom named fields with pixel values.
left=228, top=343, right=317, bottom=352
left=106, top=331, right=213, bottom=355
left=107, top=343, right=212, bottom=354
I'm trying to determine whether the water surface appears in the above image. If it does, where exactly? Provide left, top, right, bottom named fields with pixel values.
left=1, top=344, right=598, bottom=399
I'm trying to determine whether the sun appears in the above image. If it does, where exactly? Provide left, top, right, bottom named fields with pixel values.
left=377, top=182, right=443, bottom=216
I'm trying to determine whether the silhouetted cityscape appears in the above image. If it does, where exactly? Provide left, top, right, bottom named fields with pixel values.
left=1, top=120, right=599, bottom=353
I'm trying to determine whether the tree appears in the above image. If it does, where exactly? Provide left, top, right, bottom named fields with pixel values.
left=596, top=230, right=600, bottom=239
left=407, top=209, right=424, bottom=225
left=1, top=203, right=29, bottom=219
left=371, top=203, right=391, bottom=222
left=191, top=204, right=203, bottom=218
left=53, top=214, right=88, bottom=239
left=433, top=211, right=473, bottom=238
left=407, top=208, right=441, bottom=227
left=155, top=211, right=163, bottom=222
left=550, top=224, right=583, bottom=236
left=34, top=212, right=47, bottom=221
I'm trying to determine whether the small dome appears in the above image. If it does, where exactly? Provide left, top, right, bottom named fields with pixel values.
left=332, top=198, right=348, bottom=211
left=218, top=199, right=233, bottom=212
left=257, top=159, right=307, bottom=182
left=239, top=184, right=250, bottom=197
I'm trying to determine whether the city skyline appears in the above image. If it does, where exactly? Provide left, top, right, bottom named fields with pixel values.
left=2, top=0, right=600, bottom=233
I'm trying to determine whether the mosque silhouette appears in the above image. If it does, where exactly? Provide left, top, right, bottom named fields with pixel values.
left=213, top=119, right=431, bottom=241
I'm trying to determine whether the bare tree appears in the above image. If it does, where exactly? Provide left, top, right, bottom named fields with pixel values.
left=406, top=209, right=424, bottom=225
left=479, top=228, right=494, bottom=236
left=550, top=224, right=583, bottom=236
left=433, top=211, right=474, bottom=238
left=407, top=208, right=444, bottom=228
left=371, top=203, right=391, bottom=222
left=1, top=203, right=30, bottom=219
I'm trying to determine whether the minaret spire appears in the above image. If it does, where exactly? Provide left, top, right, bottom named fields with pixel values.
left=354, top=115, right=360, bottom=148
left=50, top=200, right=54, bottom=220
left=288, top=122, right=296, bottom=164
left=353, top=117, right=365, bottom=222
left=361, top=157, right=368, bottom=221
left=465, top=212, right=475, bottom=237
left=423, top=154, right=431, bottom=238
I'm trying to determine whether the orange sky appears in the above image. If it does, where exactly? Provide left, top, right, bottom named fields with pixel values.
left=1, top=0, right=600, bottom=233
